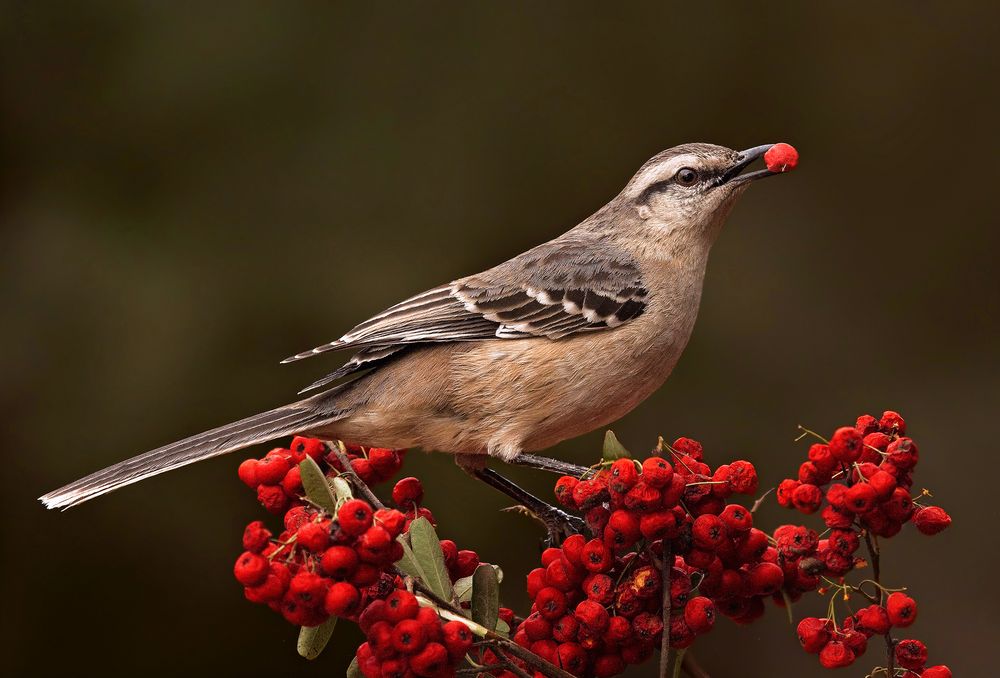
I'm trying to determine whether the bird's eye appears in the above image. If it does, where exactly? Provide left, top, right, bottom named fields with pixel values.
left=675, top=168, right=698, bottom=186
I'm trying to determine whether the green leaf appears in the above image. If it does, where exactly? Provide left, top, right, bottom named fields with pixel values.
left=454, top=565, right=503, bottom=603
left=471, top=564, right=499, bottom=632
left=494, top=618, right=510, bottom=636
left=602, top=430, right=630, bottom=461
left=407, top=517, right=454, bottom=602
left=394, top=534, right=427, bottom=582
left=299, top=457, right=339, bottom=513
left=346, top=655, right=361, bottom=678
left=297, top=616, right=337, bottom=660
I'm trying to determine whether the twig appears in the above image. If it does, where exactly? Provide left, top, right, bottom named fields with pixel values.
left=681, top=649, right=711, bottom=678
left=494, top=648, right=534, bottom=678
left=659, top=543, right=673, bottom=677
left=328, top=441, right=385, bottom=509
left=862, top=530, right=896, bottom=674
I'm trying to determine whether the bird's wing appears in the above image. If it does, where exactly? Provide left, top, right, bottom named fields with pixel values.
left=281, top=238, right=648, bottom=365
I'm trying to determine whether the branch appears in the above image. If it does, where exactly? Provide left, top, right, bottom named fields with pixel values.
left=862, top=530, right=896, bottom=674
left=328, top=441, right=385, bottom=509
left=659, top=543, right=673, bottom=678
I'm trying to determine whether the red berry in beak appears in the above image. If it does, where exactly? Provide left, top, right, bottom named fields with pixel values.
left=764, top=142, right=799, bottom=173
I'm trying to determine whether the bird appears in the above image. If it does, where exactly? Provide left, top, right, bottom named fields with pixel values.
left=40, top=142, right=792, bottom=512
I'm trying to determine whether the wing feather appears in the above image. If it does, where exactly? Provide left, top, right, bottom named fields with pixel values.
left=281, top=237, right=648, bottom=366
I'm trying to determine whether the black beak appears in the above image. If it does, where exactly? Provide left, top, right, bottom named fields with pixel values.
left=716, top=144, right=779, bottom=186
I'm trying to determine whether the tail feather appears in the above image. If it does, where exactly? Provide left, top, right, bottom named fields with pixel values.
left=39, top=400, right=338, bottom=510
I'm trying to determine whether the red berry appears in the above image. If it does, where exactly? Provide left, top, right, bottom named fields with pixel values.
left=535, top=587, right=568, bottom=620
left=237, top=459, right=259, bottom=488
left=605, top=509, right=642, bottom=550
left=747, top=562, right=784, bottom=596
left=242, top=521, right=272, bottom=553
left=256, top=484, right=289, bottom=514
left=409, top=642, right=449, bottom=677
left=844, top=482, right=878, bottom=513
left=527, top=568, right=547, bottom=598
left=913, top=506, right=951, bottom=535
left=453, top=550, right=480, bottom=578
left=608, top=458, right=639, bottom=493
left=776, top=478, right=800, bottom=508
left=719, top=503, right=753, bottom=532
left=255, top=455, right=290, bottom=485
left=324, top=581, right=361, bottom=617
left=886, top=592, right=918, bottom=627
left=320, top=545, right=359, bottom=579
left=830, top=427, right=864, bottom=463
left=879, top=410, right=906, bottom=434
left=521, top=613, right=552, bottom=641
left=632, top=611, right=664, bottom=644
left=725, top=460, right=759, bottom=495
left=796, top=617, right=830, bottom=653
left=552, top=614, right=579, bottom=643
left=338, top=499, right=374, bottom=536
left=684, top=596, right=715, bottom=634
left=583, top=573, right=614, bottom=604
left=392, top=477, right=424, bottom=508
left=441, top=620, right=474, bottom=660
left=281, top=466, right=304, bottom=497
left=887, top=437, right=919, bottom=469
left=828, top=528, right=860, bottom=555
left=692, top=514, right=727, bottom=550
left=581, top=539, right=613, bottom=573
left=288, top=571, right=329, bottom=608
left=296, top=521, right=330, bottom=552
left=384, top=589, right=420, bottom=623
left=606, top=615, right=631, bottom=642
left=368, top=448, right=401, bottom=476
left=391, top=618, right=428, bottom=654
left=921, top=666, right=952, bottom=678
left=791, top=483, right=823, bottom=514
left=819, top=640, right=855, bottom=668
left=672, top=437, right=704, bottom=460
left=234, top=551, right=269, bottom=587
left=622, top=481, right=662, bottom=512
left=764, top=142, right=799, bottom=173
left=895, top=638, right=928, bottom=670
left=641, top=456, right=674, bottom=488
left=574, top=600, right=610, bottom=634
left=555, top=642, right=587, bottom=675
left=374, top=508, right=407, bottom=538
left=855, top=414, right=879, bottom=435
left=554, top=476, right=579, bottom=508
left=854, top=604, right=891, bottom=635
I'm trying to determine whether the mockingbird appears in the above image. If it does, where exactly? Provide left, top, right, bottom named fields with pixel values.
left=40, top=142, right=792, bottom=513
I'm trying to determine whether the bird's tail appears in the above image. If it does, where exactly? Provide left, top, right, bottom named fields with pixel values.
left=39, top=396, right=343, bottom=510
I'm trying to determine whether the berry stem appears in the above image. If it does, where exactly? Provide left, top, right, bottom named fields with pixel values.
left=671, top=648, right=687, bottom=678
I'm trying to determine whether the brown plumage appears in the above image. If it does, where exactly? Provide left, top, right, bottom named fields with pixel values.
left=40, top=142, right=787, bottom=509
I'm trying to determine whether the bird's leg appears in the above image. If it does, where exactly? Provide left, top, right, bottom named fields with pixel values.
left=455, top=454, right=585, bottom=545
left=472, top=468, right=586, bottom=546
left=510, top=452, right=593, bottom=478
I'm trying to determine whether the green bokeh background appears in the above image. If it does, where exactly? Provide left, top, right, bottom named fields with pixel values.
left=2, top=3, right=996, bottom=676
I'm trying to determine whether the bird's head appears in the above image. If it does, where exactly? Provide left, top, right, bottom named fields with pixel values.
left=617, top=142, right=793, bottom=251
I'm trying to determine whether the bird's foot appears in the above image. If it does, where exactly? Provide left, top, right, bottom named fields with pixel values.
left=472, top=467, right=586, bottom=547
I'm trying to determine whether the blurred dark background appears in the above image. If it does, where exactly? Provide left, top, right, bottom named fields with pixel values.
left=2, top=3, right=996, bottom=676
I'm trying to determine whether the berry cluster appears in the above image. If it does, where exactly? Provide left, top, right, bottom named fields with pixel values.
left=235, top=445, right=493, bottom=677
left=356, top=589, right=475, bottom=678
left=237, top=437, right=406, bottom=515
left=775, top=412, right=951, bottom=676
left=515, top=440, right=768, bottom=676
left=235, top=495, right=409, bottom=627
